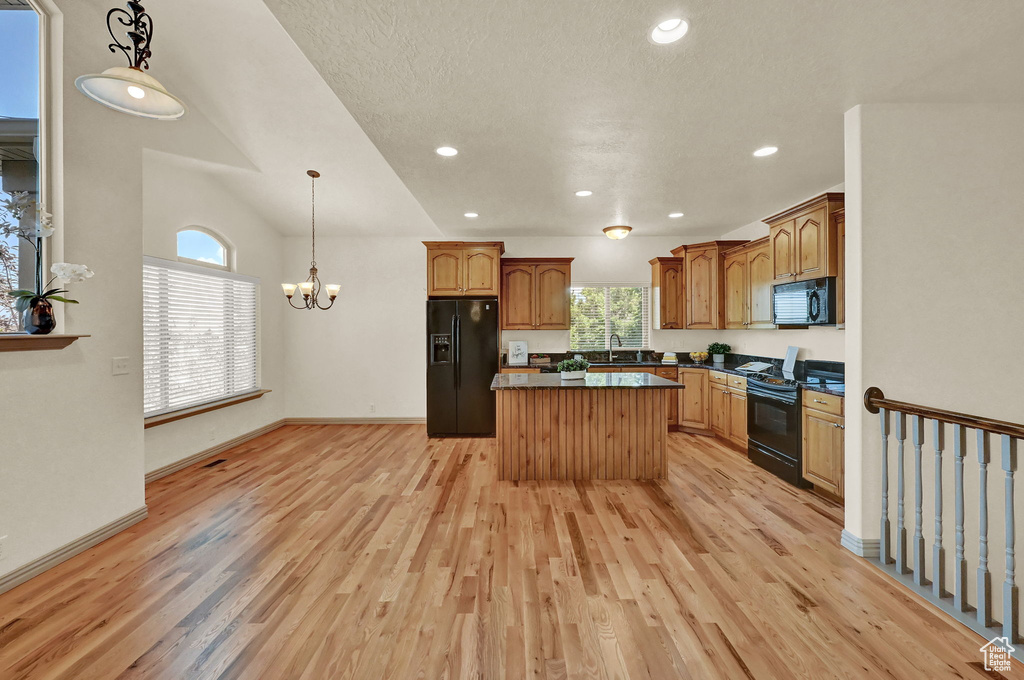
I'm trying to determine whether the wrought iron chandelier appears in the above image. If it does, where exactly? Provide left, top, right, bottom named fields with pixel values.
left=282, top=170, right=340, bottom=310
left=75, top=1, right=186, bottom=120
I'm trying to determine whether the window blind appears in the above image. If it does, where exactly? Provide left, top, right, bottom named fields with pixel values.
left=143, top=256, right=260, bottom=417
left=570, top=284, right=650, bottom=350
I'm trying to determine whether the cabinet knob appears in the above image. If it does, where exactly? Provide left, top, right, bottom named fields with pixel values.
left=814, top=399, right=827, bottom=404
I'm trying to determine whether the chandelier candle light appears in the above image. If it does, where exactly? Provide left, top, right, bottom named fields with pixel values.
left=282, top=170, right=340, bottom=310
left=75, top=1, right=186, bottom=120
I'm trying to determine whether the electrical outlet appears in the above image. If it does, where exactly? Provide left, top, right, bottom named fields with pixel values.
left=0, top=535, right=7, bottom=561
left=112, top=357, right=129, bottom=376
left=369, top=403, right=376, bottom=413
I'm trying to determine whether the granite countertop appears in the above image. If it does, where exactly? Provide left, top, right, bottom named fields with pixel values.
left=800, top=381, right=846, bottom=397
left=491, top=372, right=685, bottom=390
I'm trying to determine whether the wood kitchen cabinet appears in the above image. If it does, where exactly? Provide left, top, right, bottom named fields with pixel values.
left=500, top=258, right=573, bottom=330
left=835, top=208, right=845, bottom=326
left=724, top=238, right=775, bottom=330
left=709, top=370, right=748, bottom=449
left=423, top=241, right=505, bottom=297
left=655, top=367, right=680, bottom=427
left=802, top=391, right=845, bottom=498
left=650, top=257, right=685, bottom=329
left=671, top=241, right=748, bottom=330
left=678, top=368, right=710, bottom=432
left=764, top=193, right=844, bottom=284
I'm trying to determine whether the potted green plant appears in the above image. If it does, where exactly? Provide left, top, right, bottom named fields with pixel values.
left=557, top=357, right=590, bottom=380
left=707, top=342, right=731, bottom=364
left=9, top=262, right=95, bottom=335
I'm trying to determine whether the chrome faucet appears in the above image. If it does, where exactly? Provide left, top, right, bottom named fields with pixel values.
left=608, top=333, right=623, bottom=362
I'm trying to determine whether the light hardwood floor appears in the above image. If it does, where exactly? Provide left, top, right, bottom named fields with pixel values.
left=0, top=424, right=1015, bottom=679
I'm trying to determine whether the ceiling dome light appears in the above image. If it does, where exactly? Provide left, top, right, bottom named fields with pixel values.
left=436, top=146, right=458, bottom=157
left=74, top=2, right=186, bottom=120
left=753, top=146, right=778, bottom=157
left=464, top=212, right=479, bottom=218
left=668, top=212, right=684, bottom=218
left=650, top=18, right=689, bottom=44
left=575, top=190, right=593, bottom=197
left=603, top=225, right=632, bottom=240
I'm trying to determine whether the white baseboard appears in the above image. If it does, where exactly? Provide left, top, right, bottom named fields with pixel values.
left=283, top=417, right=427, bottom=425
left=0, top=505, right=148, bottom=596
left=841, top=529, right=881, bottom=558
left=145, top=419, right=287, bottom=483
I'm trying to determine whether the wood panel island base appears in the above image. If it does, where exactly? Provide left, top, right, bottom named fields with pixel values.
left=491, top=372, right=684, bottom=481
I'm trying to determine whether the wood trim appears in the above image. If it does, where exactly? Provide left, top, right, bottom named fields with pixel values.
left=670, top=240, right=748, bottom=257
left=145, top=419, right=287, bottom=483
left=143, top=390, right=272, bottom=429
left=500, top=257, right=575, bottom=265
left=864, top=387, right=1024, bottom=439
left=721, top=235, right=769, bottom=256
left=283, top=417, right=427, bottom=425
left=762, top=192, right=845, bottom=225
left=0, top=334, right=90, bottom=352
left=423, top=241, right=506, bottom=255
left=0, top=506, right=148, bottom=596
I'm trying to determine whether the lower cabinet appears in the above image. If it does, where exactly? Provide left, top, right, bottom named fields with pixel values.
left=678, top=368, right=710, bottom=431
left=655, top=367, right=679, bottom=427
left=709, top=372, right=747, bottom=448
left=500, top=367, right=540, bottom=374
left=801, top=392, right=845, bottom=497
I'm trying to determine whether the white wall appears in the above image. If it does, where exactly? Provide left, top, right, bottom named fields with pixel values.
left=845, top=103, right=1024, bottom=628
left=141, top=157, right=286, bottom=474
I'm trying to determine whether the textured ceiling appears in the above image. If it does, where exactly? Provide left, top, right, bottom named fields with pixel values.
left=263, top=0, right=1024, bottom=238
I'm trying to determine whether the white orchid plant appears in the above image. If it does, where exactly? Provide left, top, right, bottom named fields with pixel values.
left=2, top=191, right=95, bottom=315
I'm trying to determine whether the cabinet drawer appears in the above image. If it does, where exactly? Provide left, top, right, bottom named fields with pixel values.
left=709, top=370, right=729, bottom=386
left=803, top=390, right=843, bottom=416
left=725, top=375, right=747, bottom=391
left=655, top=367, right=679, bottom=381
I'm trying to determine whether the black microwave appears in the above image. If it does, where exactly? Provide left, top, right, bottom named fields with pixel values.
left=772, top=277, right=837, bottom=325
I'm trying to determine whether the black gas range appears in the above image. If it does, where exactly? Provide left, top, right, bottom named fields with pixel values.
left=745, top=362, right=844, bottom=487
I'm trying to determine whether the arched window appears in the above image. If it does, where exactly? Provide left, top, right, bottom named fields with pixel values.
left=176, top=227, right=231, bottom=270
left=0, top=3, right=43, bottom=333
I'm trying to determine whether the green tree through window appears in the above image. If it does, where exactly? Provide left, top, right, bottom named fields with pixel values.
left=570, top=285, right=649, bottom=350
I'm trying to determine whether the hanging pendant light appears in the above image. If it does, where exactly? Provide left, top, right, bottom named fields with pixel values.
left=75, top=1, right=186, bottom=120
left=282, top=170, right=340, bottom=310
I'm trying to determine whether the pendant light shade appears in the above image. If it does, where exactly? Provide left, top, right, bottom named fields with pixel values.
left=75, top=66, right=185, bottom=120
left=75, top=2, right=186, bottom=120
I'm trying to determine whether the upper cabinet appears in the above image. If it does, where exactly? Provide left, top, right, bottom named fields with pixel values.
left=424, top=242, right=505, bottom=296
left=650, top=257, right=685, bottom=329
left=723, top=238, right=775, bottom=330
left=500, top=258, right=573, bottom=330
left=672, top=241, right=747, bottom=330
left=764, top=193, right=844, bottom=283
left=834, top=208, right=846, bottom=326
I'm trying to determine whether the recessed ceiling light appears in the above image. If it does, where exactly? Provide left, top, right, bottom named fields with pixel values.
left=436, top=146, right=458, bottom=157
left=668, top=212, right=684, bottom=218
left=753, top=146, right=778, bottom=157
left=650, top=18, right=689, bottom=44
left=575, top=190, right=593, bottom=197
left=603, top=225, right=632, bottom=240
left=464, top=212, right=479, bottom=218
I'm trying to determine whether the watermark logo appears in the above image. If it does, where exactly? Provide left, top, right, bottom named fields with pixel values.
left=980, top=636, right=1015, bottom=672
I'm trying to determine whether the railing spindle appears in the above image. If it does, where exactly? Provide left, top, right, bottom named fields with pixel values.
left=879, top=408, right=892, bottom=565
left=912, top=416, right=926, bottom=586
left=896, top=412, right=908, bottom=574
left=933, top=420, right=945, bottom=598
left=954, top=424, right=967, bottom=611
left=978, top=430, right=992, bottom=627
left=1003, top=435, right=1018, bottom=643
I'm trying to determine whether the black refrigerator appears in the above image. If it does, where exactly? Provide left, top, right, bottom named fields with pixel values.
left=426, top=298, right=499, bottom=437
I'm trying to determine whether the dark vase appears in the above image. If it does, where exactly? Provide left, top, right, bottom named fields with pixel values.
left=23, top=298, right=56, bottom=335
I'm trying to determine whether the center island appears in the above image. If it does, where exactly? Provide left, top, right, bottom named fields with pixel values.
left=490, top=372, right=684, bottom=481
